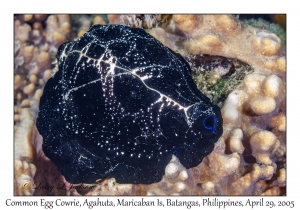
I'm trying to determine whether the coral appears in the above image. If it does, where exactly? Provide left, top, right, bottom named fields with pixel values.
left=14, top=14, right=73, bottom=106
left=269, top=113, right=286, bottom=132
left=172, top=14, right=201, bottom=36
left=14, top=100, right=38, bottom=195
left=241, top=17, right=286, bottom=46
left=14, top=160, right=36, bottom=195
left=148, top=27, right=178, bottom=52
left=14, top=14, right=76, bottom=195
left=231, top=163, right=275, bottom=195
left=108, top=14, right=162, bottom=29
left=93, top=15, right=106, bottom=25
left=74, top=15, right=92, bottom=37
left=250, top=130, right=280, bottom=164
left=164, top=15, right=285, bottom=76
left=243, top=73, right=284, bottom=116
left=14, top=14, right=286, bottom=196
left=16, top=14, right=48, bottom=23
left=227, top=128, right=244, bottom=154
left=107, top=14, right=121, bottom=24
left=45, top=15, right=71, bottom=50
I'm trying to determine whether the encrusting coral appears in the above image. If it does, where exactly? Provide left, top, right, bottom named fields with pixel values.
left=14, top=14, right=286, bottom=196
left=108, top=14, right=161, bottom=29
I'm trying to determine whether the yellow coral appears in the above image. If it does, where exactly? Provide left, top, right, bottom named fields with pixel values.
left=250, top=98, right=276, bottom=115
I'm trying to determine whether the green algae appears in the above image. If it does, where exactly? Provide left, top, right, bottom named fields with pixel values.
left=241, top=18, right=286, bottom=46
left=186, top=54, right=254, bottom=107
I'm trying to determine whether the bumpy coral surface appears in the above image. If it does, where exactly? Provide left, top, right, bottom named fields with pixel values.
left=14, top=14, right=286, bottom=196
